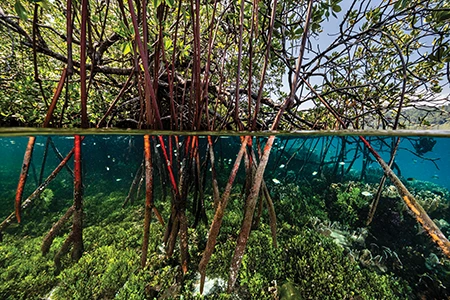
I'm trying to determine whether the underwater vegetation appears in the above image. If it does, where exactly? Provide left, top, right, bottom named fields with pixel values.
left=1, top=135, right=450, bottom=299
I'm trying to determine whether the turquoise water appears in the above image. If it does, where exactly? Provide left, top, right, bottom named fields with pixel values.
left=1, top=133, right=449, bottom=299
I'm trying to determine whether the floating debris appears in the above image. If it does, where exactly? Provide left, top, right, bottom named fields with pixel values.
left=361, top=191, right=373, bottom=197
left=272, top=178, right=281, bottom=184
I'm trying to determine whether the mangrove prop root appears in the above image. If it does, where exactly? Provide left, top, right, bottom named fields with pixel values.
left=227, top=135, right=275, bottom=292
left=54, top=231, right=73, bottom=272
left=49, top=138, right=74, bottom=177
left=198, top=136, right=250, bottom=294
left=179, top=212, right=189, bottom=274
left=141, top=203, right=152, bottom=268
left=360, top=136, right=450, bottom=258
left=43, top=67, right=67, bottom=127
left=207, top=136, right=220, bottom=210
left=252, top=193, right=264, bottom=230
left=123, top=161, right=144, bottom=208
left=367, top=137, right=401, bottom=225
left=177, top=157, right=190, bottom=274
left=166, top=216, right=179, bottom=257
left=1, top=145, right=75, bottom=233
left=303, top=63, right=450, bottom=258
left=38, top=137, right=51, bottom=185
left=71, top=135, right=83, bottom=261
left=141, top=135, right=153, bottom=268
left=15, top=136, right=36, bottom=223
left=42, top=205, right=75, bottom=255
left=152, top=206, right=165, bottom=227
left=262, top=181, right=277, bottom=248
left=249, top=144, right=277, bottom=246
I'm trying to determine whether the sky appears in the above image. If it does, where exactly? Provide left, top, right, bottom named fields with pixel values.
left=277, top=0, right=450, bottom=110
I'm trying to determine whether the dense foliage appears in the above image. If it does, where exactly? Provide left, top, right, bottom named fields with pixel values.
left=0, top=0, right=449, bottom=129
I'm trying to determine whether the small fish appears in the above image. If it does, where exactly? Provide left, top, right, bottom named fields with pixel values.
left=112, top=158, right=116, bottom=163
left=10, top=140, right=15, bottom=145
left=432, top=174, right=439, bottom=179
left=107, top=155, right=111, bottom=158
left=412, top=159, right=417, bottom=164
left=361, top=191, right=373, bottom=197
left=106, top=166, right=110, bottom=171
left=312, top=171, right=318, bottom=176
left=93, top=142, right=96, bottom=146
left=279, top=164, right=285, bottom=169
left=115, top=178, right=122, bottom=182
left=407, top=178, right=415, bottom=181
left=156, top=144, right=161, bottom=148
left=64, top=136, right=74, bottom=139
left=272, top=178, right=281, bottom=184
left=339, top=162, right=345, bottom=165
left=36, top=143, right=44, bottom=146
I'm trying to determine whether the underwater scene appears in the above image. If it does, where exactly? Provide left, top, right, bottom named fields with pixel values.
left=1, top=134, right=450, bottom=299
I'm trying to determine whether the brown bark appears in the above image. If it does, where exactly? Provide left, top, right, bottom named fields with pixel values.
left=199, top=136, right=249, bottom=294
left=15, top=136, right=36, bottom=223
left=141, top=135, right=153, bottom=268
left=1, top=143, right=74, bottom=233
left=360, top=137, right=450, bottom=258
left=227, top=136, right=275, bottom=292
left=43, top=68, right=67, bottom=127
left=262, top=181, right=277, bottom=248
left=54, top=231, right=73, bottom=272
left=41, top=205, right=75, bottom=255
left=123, top=161, right=144, bottom=207
left=71, top=135, right=83, bottom=261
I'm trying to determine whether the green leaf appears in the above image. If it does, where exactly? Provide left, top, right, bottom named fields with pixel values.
left=164, top=38, right=172, bottom=50
left=394, top=0, right=408, bottom=11
left=431, top=84, right=442, bottom=93
left=165, top=0, right=174, bottom=8
left=14, top=0, right=28, bottom=21
left=436, top=11, right=450, bottom=23
left=153, top=0, right=162, bottom=8
left=122, top=42, right=132, bottom=55
left=332, top=4, right=341, bottom=13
